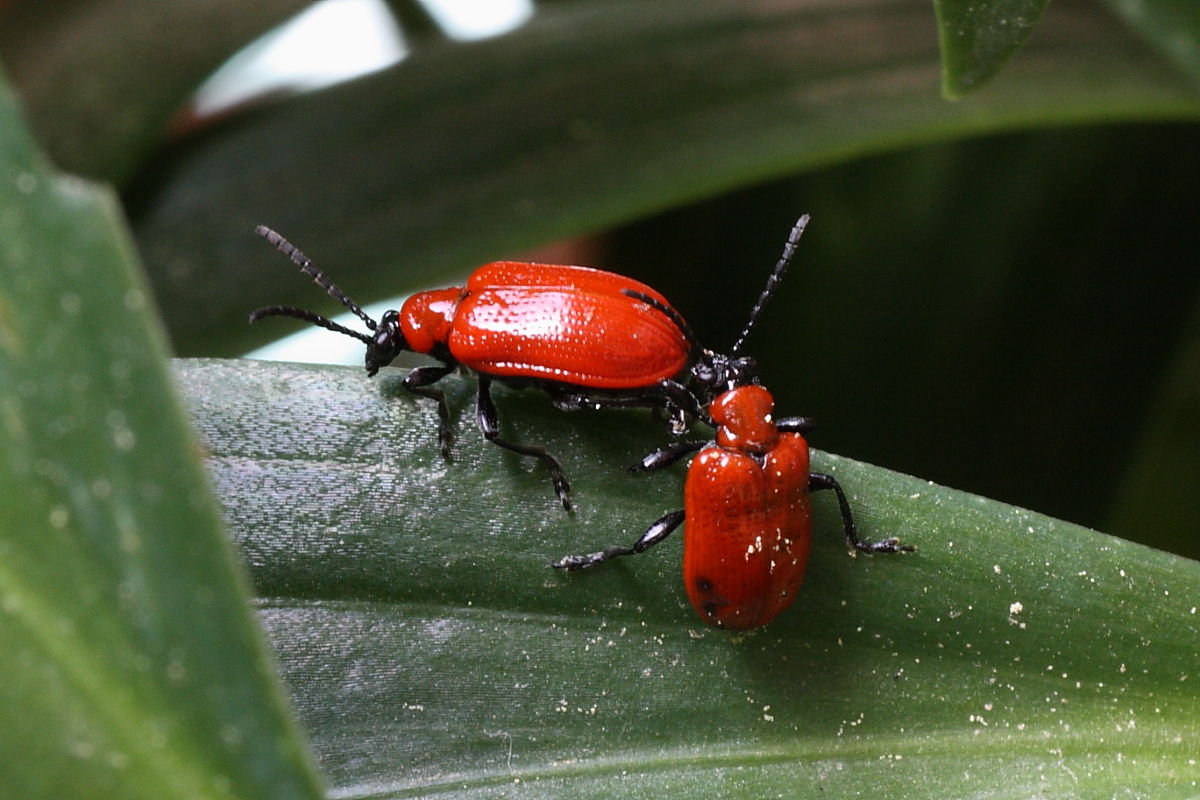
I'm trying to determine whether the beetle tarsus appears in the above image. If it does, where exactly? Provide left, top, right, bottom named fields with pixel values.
left=476, top=376, right=575, bottom=512
left=630, top=439, right=707, bottom=473
left=809, top=471, right=914, bottom=554
left=553, top=509, right=685, bottom=570
left=402, top=364, right=458, bottom=457
left=551, top=546, right=633, bottom=571
left=856, top=536, right=914, bottom=554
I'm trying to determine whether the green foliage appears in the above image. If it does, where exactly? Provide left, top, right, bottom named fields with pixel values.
left=935, top=0, right=1051, bottom=97
left=1101, top=0, right=1200, bottom=88
left=0, top=79, right=322, bottom=800
left=1, top=0, right=1199, bottom=798
left=180, top=358, right=1200, bottom=798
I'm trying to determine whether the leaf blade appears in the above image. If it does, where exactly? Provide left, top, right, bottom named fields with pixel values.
left=181, top=358, right=1200, bottom=798
left=1100, top=0, right=1200, bottom=88
left=934, top=0, right=1051, bottom=97
left=0, top=73, right=323, bottom=800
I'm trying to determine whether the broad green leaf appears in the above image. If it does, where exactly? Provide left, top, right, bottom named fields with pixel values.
left=0, top=74, right=322, bottom=799
left=933, top=0, right=1051, bottom=98
left=1101, top=0, right=1200, bottom=88
left=181, top=358, right=1200, bottom=798
left=130, top=0, right=1200, bottom=358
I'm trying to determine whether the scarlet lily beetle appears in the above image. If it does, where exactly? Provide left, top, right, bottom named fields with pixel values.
left=552, top=216, right=914, bottom=629
left=249, top=225, right=702, bottom=510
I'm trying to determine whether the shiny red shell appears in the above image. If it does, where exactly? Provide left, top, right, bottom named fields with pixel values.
left=683, top=385, right=813, bottom=629
left=397, top=262, right=690, bottom=389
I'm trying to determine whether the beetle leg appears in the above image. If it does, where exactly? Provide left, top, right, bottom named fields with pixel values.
left=548, top=391, right=641, bottom=413
left=547, top=379, right=702, bottom=436
left=402, top=364, right=458, bottom=457
left=476, top=376, right=573, bottom=512
left=808, top=473, right=915, bottom=554
left=631, top=439, right=708, bottom=473
left=774, top=416, right=816, bottom=434
left=551, top=509, right=685, bottom=570
left=658, top=379, right=703, bottom=434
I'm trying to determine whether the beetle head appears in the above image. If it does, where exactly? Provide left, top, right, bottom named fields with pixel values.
left=249, top=225, right=411, bottom=377
left=365, top=310, right=407, bottom=376
left=691, top=349, right=760, bottom=399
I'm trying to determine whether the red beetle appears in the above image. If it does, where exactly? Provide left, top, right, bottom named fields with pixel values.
left=552, top=217, right=913, bottom=628
left=249, top=226, right=700, bottom=510
left=553, top=384, right=912, bottom=629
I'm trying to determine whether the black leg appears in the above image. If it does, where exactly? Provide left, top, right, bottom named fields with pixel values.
left=631, top=439, right=708, bottom=473
left=547, top=379, right=702, bottom=436
left=552, top=509, right=685, bottom=570
left=659, top=379, right=703, bottom=434
left=476, top=376, right=573, bottom=511
left=809, top=472, right=914, bottom=554
left=550, top=392, right=648, bottom=412
left=775, top=416, right=816, bottom=434
left=402, top=364, right=458, bottom=457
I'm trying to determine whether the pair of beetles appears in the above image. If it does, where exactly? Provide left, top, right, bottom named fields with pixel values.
left=250, top=216, right=913, bottom=630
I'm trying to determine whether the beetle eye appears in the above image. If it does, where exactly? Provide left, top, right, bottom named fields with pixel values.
left=728, top=357, right=757, bottom=384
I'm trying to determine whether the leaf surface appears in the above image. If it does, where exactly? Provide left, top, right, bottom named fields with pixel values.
left=934, top=0, right=1051, bottom=97
left=181, top=358, right=1200, bottom=799
left=0, top=72, right=323, bottom=800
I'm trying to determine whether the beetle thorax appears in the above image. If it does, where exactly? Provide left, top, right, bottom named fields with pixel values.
left=710, top=385, right=779, bottom=453
left=398, top=288, right=462, bottom=355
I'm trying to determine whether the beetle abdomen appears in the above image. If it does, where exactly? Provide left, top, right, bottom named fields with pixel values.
left=682, top=435, right=812, bottom=629
left=451, top=275, right=690, bottom=388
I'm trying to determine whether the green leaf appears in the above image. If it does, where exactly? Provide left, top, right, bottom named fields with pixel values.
left=1100, top=0, right=1200, bottom=88
left=181, top=358, right=1200, bottom=798
left=0, top=74, right=322, bottom=799
left=129, top=0, right=1200, bottom=358
left=934, top=0, right=1051, bottom=98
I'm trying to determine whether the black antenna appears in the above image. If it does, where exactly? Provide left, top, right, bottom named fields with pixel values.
left=254, top=225, right=377, bottom=332
left=248, top=304, right=372, bottom=345
left=621, top=289, right=701, bottom=352
left=730, top=214, right=810, bottom=355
